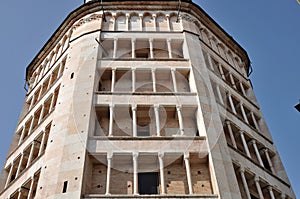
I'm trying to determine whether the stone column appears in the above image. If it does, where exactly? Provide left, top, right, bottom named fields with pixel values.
left=111, top=68, right=116, bottom=92
left=250, top=139, right=264, bottom=167
left=38, top=105, right=45, bottom=124
left=26, top=142, right=36, bottom=167
left=149, top=38, right=154, bottom=59
left=254, top=175, right=264, bottom=199
left=126, top=13, right=130, bottom=31
left=108, top=104, right=114, bottom=137
left=152, top=68, right=156, bottom=92
left=27, top=176, right=36, bottom=199
left=227, top=93, right=237, bottom=114
left=17, top=187, right=24, bottom=199
left=171, top=68, right=178, bottom=93
left=154, top=105, right=161, bottom=136
left=38, top=131, right=47, bottom=156
left=133, top=152, right=139, bottom=195
left=207, top=54, right=215, bottom=71
left=239, top=167, right=251, bottom=199
left=158, top=153, right=166, bottom=194
left=268, top=186, right=275, bottom=199
left=184, top=153, right=193, bottom=194
left=250, top=111, right=260, bottom=130
left=132, top=68, right=136, bottom=92
left=167, top=39, right=172, bottom=58
left=216, top=85, right=224, bottom=105
left=281, top=193, right=286, bottom=199
left=132, top=105, right=137, bottom=137
left=105, top=154, right=113, bottom=195
left=16, top=153, right=25, bottom=177
left=113, top=38, right=118, bottom=58
left=218, top=63, right=226, bottom=80
left=18, top=127, right=26, bottom=145
left=152, top=14, right=156, bottom=31
left=240, top=102, right=249, bottom=124
left=176, top=105, right=184, bottom=135
left=264, top=148, right=275, bottom=173
left=131, top=39, right=136, bottom=58
left=5, top=163, right=14, bottom=188
left=166, top=14, right=170, bottom=31
left=225, top=121, right=237, bottom=149
left=49, top=93, right=56, bottom=112
left=239, top=82, right=247, bottom=96
left=28, top=117, right=36, bottom=135
left=139, top=14, right=143, bottom=31
left=240, top=131, right=251, bottom=158
left=229, top=73, right=237, bottom=89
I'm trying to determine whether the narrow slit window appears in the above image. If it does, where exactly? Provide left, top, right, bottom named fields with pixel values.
left=62, top=181, right=68, bottom=193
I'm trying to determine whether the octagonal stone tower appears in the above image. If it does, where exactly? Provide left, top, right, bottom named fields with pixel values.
left=0, top=0, right=295, bottom=199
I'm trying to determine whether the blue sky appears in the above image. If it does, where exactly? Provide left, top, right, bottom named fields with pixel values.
left=0, top=0, right=298, bottom=197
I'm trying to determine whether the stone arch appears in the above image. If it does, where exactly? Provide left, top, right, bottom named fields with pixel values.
left=156, top=13, right=168, bottom=31
left=102, top=12, right=114, bottom=31
left=115, top=12, right=127, bottom=31
left=143, top=12, right=154, bottom=31
left=169, top=13, right=181, bottom=31
left=129, top=12, right=140, bottom=31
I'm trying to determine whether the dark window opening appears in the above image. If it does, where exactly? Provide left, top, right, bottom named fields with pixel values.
left=138, top=172, right=159, bottom=195
left=62, top=181, right=68, bottom=193
left=70, top=73, right=74, bottom=79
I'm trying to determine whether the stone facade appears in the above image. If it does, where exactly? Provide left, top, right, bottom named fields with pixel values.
left=0, top=0, right=295, bottom=199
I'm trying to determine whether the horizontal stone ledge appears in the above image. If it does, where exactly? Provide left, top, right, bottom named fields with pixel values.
left=83, top=194, right=219, bottom=199
left=89, top=136, right=206, bottom=141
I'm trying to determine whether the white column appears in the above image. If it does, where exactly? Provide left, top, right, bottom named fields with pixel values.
left=152, top=68, right=156, bottom=92
left=139, top=14, right=143, bottom=31
left=227, top=93, right=237, bottom=114
left=239, top=167, right=251, bottom=199
left=133, top=152, right=139, bottom=195
left=239, top=82, right=247, bottom=96
left=268, top=186, right=275, bottom=199
left=152, top=14, right=156, bottom=31
left=105, top=154, right=113, bottom=195
left=29, top=95, right=35, bottom=110
left=108, top=104, right=114, bottom=137
left=5, top=163, right=14, bottom=188
left=184, top=153, right=193, bottom=194
left=132, top=68, right=136, bottom=92
left=149, top=38, right=154, bottom=59
left=176, top=105, right=184, bottom=135
left=240, top=103, right=249, bottom=124
left=126, top=14, right=130, bottom=31
left=38, top=131, right=47, bottom=156
left=225, top=121, right=237, bottom=149
left=131, top=39, right=136, bottom=58
left=113, top=38, right=118, bottom=58
left=111, top=68, right=116, bottom=92
left=27, top=176, right=36, bottom=199
left=18, top=127, right=26, bottom=145
left=16, top=153, right=25, bottom=177
left=280, top=193, right=286, bottom=199
left=254, top=175, right=264, bottom=199
left=250, top=111, right=260, bottom=130
left=17, top=187, right=24, bottom=199
left=216, top=85, right=224, bottom=105
left=28, top=117, right=35, bottom=135
left=158, top=153, right=166, bottom=194
left=154, top=105, right=161, bottom=136
left=166, top=14, right=170, bottom=31
left=58, top=62, right=64, bottom=77
left=27, top=142, right=36, bottom=167
left=218, top=63, right=226, bottom=80
left=171, top=68, right=178, bottom=93
left=207, top=54, right=215, bottom=71
left=264, top=149, right=275, bottom=173
left=132, top=105, right=137, bottom=137
left=167, top=39, right=172, bottom=58
left=240, top=131, right=251, bottom=158
left=49, top=93, right=56, bottom=112
left=229, top=73, right=237, bottom=89
left=38, top=105, right=45, bottom=124
left=250, top=140, right=264, bottom=167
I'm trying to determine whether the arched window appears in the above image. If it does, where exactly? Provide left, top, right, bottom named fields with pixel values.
left=156, top=13, right=168, bottom=31
left=115, top=13, right=126, bottom=31
left=129, top=13, right=140, bottom=31
left=143, top=13, right=154, bottom=31
left=169, top=14, right=181, bottom=31
left=102, top=13, right=114, bottom=31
